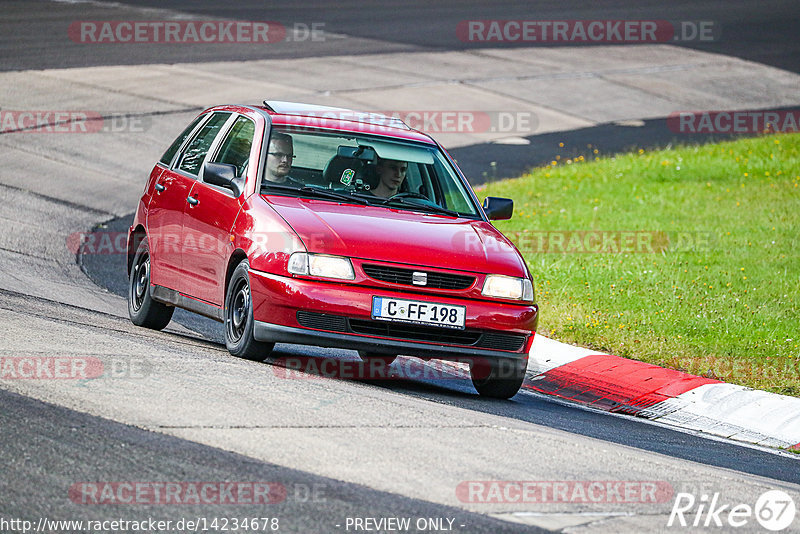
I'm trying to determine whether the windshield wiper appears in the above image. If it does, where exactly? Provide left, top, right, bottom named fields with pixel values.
left=262, top=184, right=371, bottom=205
left=377, top=196, right=460, bottom=217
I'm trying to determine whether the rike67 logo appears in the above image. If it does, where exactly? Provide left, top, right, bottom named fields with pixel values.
left=668, top=490, right=796, bottom=531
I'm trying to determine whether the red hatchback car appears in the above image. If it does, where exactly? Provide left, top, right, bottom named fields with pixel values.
left=127, top=101, right=538, bottom=398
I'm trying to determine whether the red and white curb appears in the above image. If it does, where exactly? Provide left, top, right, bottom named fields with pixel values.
left=525, top=335, right=800, bottom=452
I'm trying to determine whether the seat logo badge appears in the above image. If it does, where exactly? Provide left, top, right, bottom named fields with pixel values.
left=412, top=272, right=427, bottom=286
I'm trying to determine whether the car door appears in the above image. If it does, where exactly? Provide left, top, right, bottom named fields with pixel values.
left=147, top=113, right=207, bottom=290
left=150, top=111, right=233, bottom=295
left=181, top=114, right=257, bottom=306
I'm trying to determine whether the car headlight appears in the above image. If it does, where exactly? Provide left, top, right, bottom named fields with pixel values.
left=482, top=275, right=534, bottom=301
left=287, top=252, right=355, bottom=280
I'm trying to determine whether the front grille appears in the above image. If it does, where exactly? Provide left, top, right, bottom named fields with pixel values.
left=476, top=333, right=527, bottom=351
left=296, top=311, right=348, bottom=332
left=349, top=319, right=482, bottom=345
left=296, top=311, right=526, bottom=351
left=362, top=264, right=475, bottom=290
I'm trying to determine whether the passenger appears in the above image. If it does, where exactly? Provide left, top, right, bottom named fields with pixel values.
left=370, top=157, right=408, bottom=197
left=265, top=132, right=302, bottom=185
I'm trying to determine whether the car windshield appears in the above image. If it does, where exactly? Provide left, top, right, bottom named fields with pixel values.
left=260, top=127, right=480, bottom=218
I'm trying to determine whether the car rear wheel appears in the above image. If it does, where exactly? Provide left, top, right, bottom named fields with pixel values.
left=225, top=260, right=275, bottom=361
left=470, top=357, right=527, bottom=399
left=358, top=351, right=397, bottom=367
left=128, top=238, right=174, bottom=330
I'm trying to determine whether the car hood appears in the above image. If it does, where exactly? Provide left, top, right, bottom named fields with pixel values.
left=264, top=195, right=527, bottom=276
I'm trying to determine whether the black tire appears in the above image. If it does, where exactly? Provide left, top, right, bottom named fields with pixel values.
left=357, top=351, right=397, bottom=367
left=128, top=237, right=174, bottom=330
left=470, top=357, right=527, bottom=399
left=225, top=260, right=274, bottom=361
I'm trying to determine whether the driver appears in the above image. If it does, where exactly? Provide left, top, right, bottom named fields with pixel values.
left=370, top=157, right=408, bottom=197
left=265, top=132, right=302, bottom=185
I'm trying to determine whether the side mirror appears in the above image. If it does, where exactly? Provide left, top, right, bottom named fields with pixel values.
left=483, top=197, right=514, bottom=220
left=203, top=162, right=242, bottom=197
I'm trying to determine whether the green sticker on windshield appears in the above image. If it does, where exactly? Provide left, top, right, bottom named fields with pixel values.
left=340, top=168, right=355, bottom=186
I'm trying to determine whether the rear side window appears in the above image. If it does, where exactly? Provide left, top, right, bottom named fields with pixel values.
left=177, top=112, right=232, bottom=176
left=210, top=116, right=256, bottom=178
left=159, top=114, right=205, bottom=166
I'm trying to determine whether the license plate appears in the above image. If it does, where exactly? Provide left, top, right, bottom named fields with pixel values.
left=371, top=296, right=466, bottom=329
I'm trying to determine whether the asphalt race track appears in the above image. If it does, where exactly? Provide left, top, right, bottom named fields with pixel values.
left=3, top=0, right=799, bottom=73
left=1, top=1, right=799, bottom=533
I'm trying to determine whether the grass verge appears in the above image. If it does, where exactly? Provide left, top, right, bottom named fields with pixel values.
left=480, top=133, right=800, bottom=396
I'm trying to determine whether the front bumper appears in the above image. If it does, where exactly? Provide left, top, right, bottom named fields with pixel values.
left=249, top=269, right=538, bottom=361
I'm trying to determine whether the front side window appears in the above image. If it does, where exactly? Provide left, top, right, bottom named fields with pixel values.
left=177, top=112, right=231, bottom=176
left=260, top=127, right=480, bottom=218
left=210, top=116, right=256, bottom=179
left=159, top=114, right=205, bottom=166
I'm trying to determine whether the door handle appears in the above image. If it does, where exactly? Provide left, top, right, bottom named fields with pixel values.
left=187, top=195, right=199, bottom=206
left=154, top=183, right=165, bottom=192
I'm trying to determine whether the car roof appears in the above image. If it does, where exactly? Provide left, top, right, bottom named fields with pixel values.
left=257, top=100, right=436, bottom=144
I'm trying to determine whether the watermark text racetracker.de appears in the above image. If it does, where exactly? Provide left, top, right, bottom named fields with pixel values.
left=0, top=356, right=153, bottom=380
left=68, top=20, right=328, bottom=43
left=668, top=354, right=800, bottom=383
left=369, top=110, right=537, bottom=134
left=0, top=110, right=151, bottom=134
left=261, top=109, right=539, bottom=134
left=0, top=357, right=102, bottom=380
left=459, top=230, right=717, bottom=254
left=457, top=480, right=674, bottom=504
left=668, top=109, right=800, bottom=134
left=272, top=356, right=477, bottom=381
left=69, top=230, right=292, bottom=256
left=72, top=230, right=358, bottom=257
left=69, top=481, right=289, bottom=505
left=457, top=20, right=719, bottom=43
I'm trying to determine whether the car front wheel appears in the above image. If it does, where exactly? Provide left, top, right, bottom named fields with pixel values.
left=470, top=357, right=527, bottom=399
left=128, top=237, right=174, bottom=330
left=225, top=260, right=275, bottom=361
